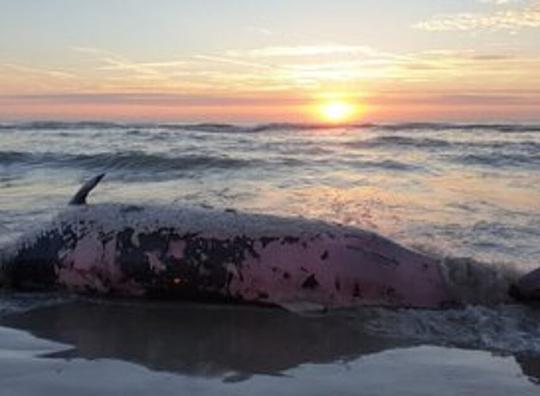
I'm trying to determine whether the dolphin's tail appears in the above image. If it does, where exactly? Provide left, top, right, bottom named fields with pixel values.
left=509, top=267, right=540, bottom=302
left=440, top=256, right=522, bottom=305
left=69, top=173, right=106, bottom=205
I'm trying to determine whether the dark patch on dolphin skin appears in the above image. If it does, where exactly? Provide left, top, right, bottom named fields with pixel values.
left=6, top=225, right=76, bottom=290
left=334, top=279, right=341, bottom=291
left=385, top=287, right=397, bottom=298
left=345, top=246, right=399, bottom=267
left=116, top=227, right=169, bottom=286
left=344, top=233, right=365, bottom=240
left=281, top=236, right=300, bottom=245
left=260, top=237, right=278, bottom=248
left=325, top=232, right=336, bottom=239
left=302, top=274, right=319, bottom=289
left=320, top=250, right=329, bottom=260
left=353, top=283, right=361, bottom=298
left=116, top=228, right=262, bottom=302
left=98, top=230, right=115, bottom=244
left=283, top=272, right=291, bottom=280
left=257, top=291, right=269, bottom=299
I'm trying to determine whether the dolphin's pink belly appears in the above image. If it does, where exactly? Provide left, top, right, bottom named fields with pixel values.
left=56, top=227, right=452, bottom=309
left=227, top=234, right=450, bottom=309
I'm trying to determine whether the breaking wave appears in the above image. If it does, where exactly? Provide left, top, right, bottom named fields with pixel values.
left=450, top=153, right=540, bottom=168
left=361, top=304, right=540, bottom=355
left=0, top=150, right=429, bottom=174
left=346, top=136, right=452, bottom=149
left=0, top=150, right=258, bottom=173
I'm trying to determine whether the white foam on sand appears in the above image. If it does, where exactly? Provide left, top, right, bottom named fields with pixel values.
left=0, top=324, right=537, bottom=396
left=362, top=304, right=540, bottom=355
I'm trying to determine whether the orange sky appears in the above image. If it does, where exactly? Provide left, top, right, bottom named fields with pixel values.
left=1, top=1, right=540, bottom=122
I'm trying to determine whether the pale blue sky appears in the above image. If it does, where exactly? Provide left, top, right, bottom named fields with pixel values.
left=1, top=0, right=535, bottom=59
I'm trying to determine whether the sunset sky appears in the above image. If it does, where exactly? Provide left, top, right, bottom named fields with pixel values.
left=1, top=0, right=539, bottom=123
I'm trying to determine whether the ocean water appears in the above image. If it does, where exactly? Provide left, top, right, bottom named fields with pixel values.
left=1, top=121, right=539, bottom=266
left=0, top=121, right=539, bottom=392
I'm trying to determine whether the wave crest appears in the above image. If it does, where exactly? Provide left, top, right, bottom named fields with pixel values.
left=0, top=150, right=256, bottom=173
left=2, top=121, right=540, bottom=133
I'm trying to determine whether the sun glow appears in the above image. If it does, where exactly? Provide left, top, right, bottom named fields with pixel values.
left=319, top=101, right=357, bottom=123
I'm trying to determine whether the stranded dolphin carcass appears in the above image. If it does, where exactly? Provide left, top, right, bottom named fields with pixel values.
left=0, top=174, right=534, bottom=310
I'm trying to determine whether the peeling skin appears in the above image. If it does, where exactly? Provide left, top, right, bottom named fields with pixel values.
left=0, top=203, right=454, bottom=309
left=227, top=232, right=450, bottom=309
left=146, top=252, right=167, bottom=273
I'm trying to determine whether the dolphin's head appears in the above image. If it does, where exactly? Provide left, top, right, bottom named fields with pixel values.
left=0, top=228, right=66, bottom=291
left=0, top=174, right=106, bottom=291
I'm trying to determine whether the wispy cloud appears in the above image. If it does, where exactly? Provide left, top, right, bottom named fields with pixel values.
left=414, top=5, right=540, bottom=32
left=1, top=63, right=76, bottom=80
left=73, top=46, right=188, bottom=78
left=98, top=59, right=188, bottom=72
left=2, top=41, right=540, bottom=122
left=4, top=44, right=540, bottom=94
left=226, top=45, right=378, bottom=58
left=245, top=26, right=274, bottom=36
left=192, top=54, right=273, bottom=70
left=479, top=0, right=522, bottom=5
left=0, top=62, right=81, bottom=94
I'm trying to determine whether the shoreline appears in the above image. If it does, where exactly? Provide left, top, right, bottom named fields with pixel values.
left=0, top=299, right=538, bottom=395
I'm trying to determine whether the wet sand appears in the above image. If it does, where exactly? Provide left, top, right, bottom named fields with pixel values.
left=0, top=299, right=538, bottom=395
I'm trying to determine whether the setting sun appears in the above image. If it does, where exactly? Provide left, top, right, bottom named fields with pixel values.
left=319, top=101, right=357, bottom=123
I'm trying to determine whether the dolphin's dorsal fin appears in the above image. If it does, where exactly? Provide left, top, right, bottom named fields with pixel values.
left=69, top=173, right=105, bottom=205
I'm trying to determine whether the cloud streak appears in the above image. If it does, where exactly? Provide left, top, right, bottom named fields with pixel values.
left=226, top=45, right=379, bottom=58
left=2, top=41, right=540, bottom=121
left=3, top=45, right=540, bottom=95
left=479, top=0, right=522, bottom=5
left=414, top=5, right=540, bottom=31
